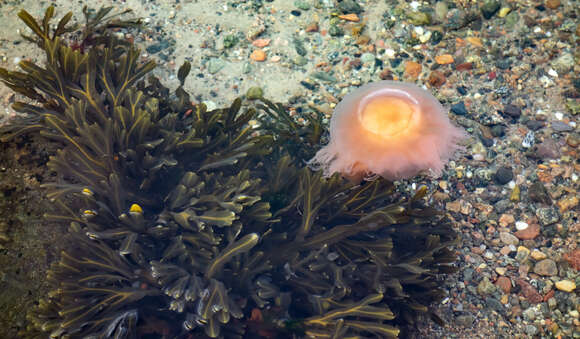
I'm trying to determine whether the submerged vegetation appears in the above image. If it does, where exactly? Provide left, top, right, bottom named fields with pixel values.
left=0, top=6, right=458, bottom=338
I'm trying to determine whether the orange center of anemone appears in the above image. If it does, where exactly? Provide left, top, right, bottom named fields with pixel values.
left=359, top=96, right=418, bottom=138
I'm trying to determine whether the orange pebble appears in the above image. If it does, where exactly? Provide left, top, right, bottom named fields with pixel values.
left=404, top=61, right=422, bottom=79
left=466, top=36, right=483, bottom=47
left=338, top=13, right=360, bottom=22
left=250, top=49, right=266, bottom=62
left=252, top=38, right=271, bottom=48
left=435, top=54, right=454, bottom=64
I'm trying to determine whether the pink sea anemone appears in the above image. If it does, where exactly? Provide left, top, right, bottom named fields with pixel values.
left=308, top=80, right=466, bottom=181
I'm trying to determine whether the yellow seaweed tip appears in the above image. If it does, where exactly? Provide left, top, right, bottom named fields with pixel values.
left=129, top=203, right=143, bottom=215
left=81, top=188, right=93, bottom=196
left=82, top=210, right=97, bottom=217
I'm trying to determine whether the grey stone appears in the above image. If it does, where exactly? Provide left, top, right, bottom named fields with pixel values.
left=208, top=58, right=226, bottom=74
left=481, top=0, right=500, bottom=19
left=455, top=314, right=474, bottom=327
left=361, top=53, right=375, bottom=64
left=477, top=277, right=497, bottom=295
left=533, top=259, right=558, bottom=276
left=551, top=53, right=574, bottom=74
left=499, top=232, right=519, bottom=245
left=536, top=207, right=560, bottom=226
left=523, top=307, right=536, bottom=321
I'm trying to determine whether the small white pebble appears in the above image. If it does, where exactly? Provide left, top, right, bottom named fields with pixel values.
left=419, top=31, right=432, bottom=43
left=465, top=170, right=473, bottom=178
left=554, top=112, right=564, bottom=120
left=410, top=1, right=420, bottom=10
left=384, top=48, right=396, bottom=58
left=533, top=26, right=543, bottom=33
left=515, top=221, right=528, bottom=231
left=547, top=68, right=558, bottom=77
left=522, top=131, right=535, bottom=148
left=13, top=56, right=21, bottom=64
left=472, top=153, right=485, bottom=161
left=571, top=173, right=578, bottom=182
left=508, top=181, right=516, bottom=189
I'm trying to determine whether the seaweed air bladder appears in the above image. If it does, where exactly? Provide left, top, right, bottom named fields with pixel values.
left=309, top=80, right=467, bottom=181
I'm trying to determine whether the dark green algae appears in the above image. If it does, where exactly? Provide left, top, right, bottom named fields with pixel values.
left=0, top=6, right=459, bottom=339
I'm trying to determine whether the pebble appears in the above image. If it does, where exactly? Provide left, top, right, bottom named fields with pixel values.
left=208, top=57, right=226, bottom=74
left=557, top=195, right=578, bottom=212
left=450, top=101, right=467, bottom=115
left=525, top=325, right=538, bottom=336
left=552, top=121, right=573, bottom=132
left=499, top=214, right=515, bottom=226
left=456, top=314, right=475, bottom=327
left=328, top=24, right=344, bottom=37
left=252, top=39, right=271, bottom=48
left=536, top=207, right=560, bottom=226
left=505, top=10, right=519, bottom=27
left=517, top=279, right=543, bottom=303
left=533, top=259, right=558, bottom=276
left=338, top=13, right=360, bottom=22
left=522, top=131, right=535, bottom=148
left=305, top=22, right=319, bottom=32
left=408, top=11, right=431, bottom=25
left=515, top=223, right=540, bottom=240
left=499, top=232, right=519, bottom=246
left=545, top=0, right=561, bottom=10
left=566, top=133, right=580, bottom=147
left=360, top=53, right=375, bottom=64
left=294, top=0, right=311, bottom=10
left=404, top=61, right=422, bottom=79
left=555, top=280, right=576, bottom=292
left=528, top=182, right=552, bottom=204
left=481, top=0, right=500, bottom=19
left=516, top=246, right=530, bottom=262
left=530, top=249, right=547, bottom=261
left=338, top=0, right=362, bottom=14
left=463, top=38, right=482, bottom=49
left=502, top=104, right=521, bottom=118
left=435, top=54, right=454, bottom=64
left=477, top=277, right=497, bottom=295
left=498, top=7, right=511, bottom=18
left=246, top=87, right=263, bottom=100
left=535, top=140, right=561, bottom=159
left=427, top=70, right=445, bottom=87
left=250, top=49, right=267, bottom=62
left=523, top=307, right=537, bottom=321
left=493, top=166, right=513, bottom=185
left=434, top=2, right=448, bottom=22
left=550, top=53, right=574, bottom=74
left=495, top=276, right=512, bottom=293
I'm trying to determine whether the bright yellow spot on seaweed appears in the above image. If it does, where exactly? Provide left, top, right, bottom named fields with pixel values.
left=81, top=188, right=93, bottom=196
left=359, top=97, right=417, bottom=138
left=82, top=210, right=97, bottom=217
left=129, top=204, right=143, bottom=214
